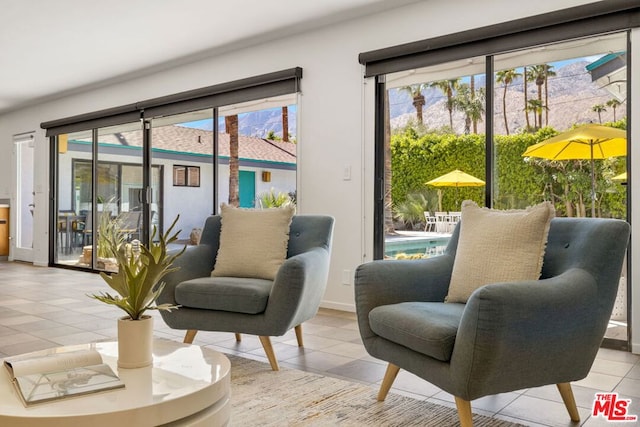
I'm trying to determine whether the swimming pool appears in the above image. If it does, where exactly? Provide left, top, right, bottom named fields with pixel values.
left=385, top=236, right=450, bottom=258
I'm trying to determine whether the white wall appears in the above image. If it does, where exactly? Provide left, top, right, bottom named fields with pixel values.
left=630, top=27, right=640, bottom=353
left=2, top=0, right=632, bottom=320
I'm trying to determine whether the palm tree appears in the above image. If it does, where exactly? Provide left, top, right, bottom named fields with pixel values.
left=528, top=64, right=555, bottom=127
left=542, top=65, right=556, bottom=125
left=225, top=115, right=240, bottom=207
left=526, top=99, right=544, bottom=129
left=470, top=75, right=477, bottom=133
left=452, top=84, right=485, bottom=134
left=281, top=106, right=289, bottom=142
left=523, top=66, right=531, bottom=130
left=606, top=98, right=622, bottom=121
left=592, top=104, right=607, bottom=124
left=430, top=79, right=460, bottom=129
left=495, top=68, right=521, bottom=135
left=384, top=89, right=394, bottom=234
left=399, top=84, right=428, bottom=124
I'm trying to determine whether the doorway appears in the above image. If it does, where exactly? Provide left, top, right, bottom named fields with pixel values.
left=239, top=171, right=256, bottom=208
left=12, top=133, right=35, bottom=263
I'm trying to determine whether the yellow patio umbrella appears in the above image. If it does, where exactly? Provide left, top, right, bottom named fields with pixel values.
left=522, top=124, right=627, bottom=217
left=426, top=169, right=485, bottom=210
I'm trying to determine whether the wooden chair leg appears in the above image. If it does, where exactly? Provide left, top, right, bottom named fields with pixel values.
left=294, top=324, right=303, bottom=347
left=377, top=363, right=400, bottom=401
left=184, top=329, right=198, bottom=344
left=557, top=383, right=580, bottom=422
left=259, top=336, right=279, bottom=371
left=454, top=397, right=473, bottom=427
left=235, top=333, right=242, bottom=342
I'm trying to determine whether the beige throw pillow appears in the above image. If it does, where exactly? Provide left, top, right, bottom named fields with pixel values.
left=446, top=200, right=555, bottom=303
left=212, top=204, right=295, bottom=280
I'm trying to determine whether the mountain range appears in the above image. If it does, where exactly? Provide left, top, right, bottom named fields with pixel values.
left=389, top=61, right=625, bottom=134
left=190, top=61, right=624, bottom=138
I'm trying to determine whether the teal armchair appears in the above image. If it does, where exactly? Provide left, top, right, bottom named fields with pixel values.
left=355, top=218, right=629, bottom=426
left=159, top=214, right=334, bottom=370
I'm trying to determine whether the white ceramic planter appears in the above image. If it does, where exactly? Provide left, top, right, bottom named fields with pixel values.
left=117, top=315, right=153, bottom=368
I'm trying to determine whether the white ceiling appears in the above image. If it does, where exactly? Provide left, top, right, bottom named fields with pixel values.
left=0, top=0, right=418, bottom=115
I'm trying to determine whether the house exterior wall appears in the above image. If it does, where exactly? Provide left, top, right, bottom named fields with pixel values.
left=58, top=147, right=295, bottom=240
left=216, top=164, right=295, bottom=211
left=1, top=0, right=639, bottom=349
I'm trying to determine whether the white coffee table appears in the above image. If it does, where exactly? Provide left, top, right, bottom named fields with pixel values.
left=0, top=338, right=231, bottom=427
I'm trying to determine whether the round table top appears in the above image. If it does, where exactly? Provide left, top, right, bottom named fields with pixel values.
left=0, top=339, right=231, bottom=427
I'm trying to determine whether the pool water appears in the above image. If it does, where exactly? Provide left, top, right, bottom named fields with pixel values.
left=385, top=237, right=450, bottom=258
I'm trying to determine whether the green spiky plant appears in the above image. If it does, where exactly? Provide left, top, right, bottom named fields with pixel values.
left=97, top=209, right=125, bottom=259
left=257, top=188, right=295, bottom=208
left=89, top=216, right=186, bottom=320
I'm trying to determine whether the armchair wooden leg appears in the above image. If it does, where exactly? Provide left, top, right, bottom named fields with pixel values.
left=235, top=333, right=242, bottom=342
left=259, top=336, right=279, bottom=371
left=184, top=329, right=198, bottom=344
left=294, top=324, right=303, bottom=347
left=454, top=397, right=473, bottom=427
left=557, top=383, right=580, bottom=422
left=377, top=363, right=400, bottom=401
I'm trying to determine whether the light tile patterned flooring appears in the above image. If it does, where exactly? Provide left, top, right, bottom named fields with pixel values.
left=0, top=261, right=639, bottom=426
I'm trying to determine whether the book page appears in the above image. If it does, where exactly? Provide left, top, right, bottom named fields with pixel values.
left=14, top=363, right=124, bottom=405
left=5, top=349, right=103, bottom=378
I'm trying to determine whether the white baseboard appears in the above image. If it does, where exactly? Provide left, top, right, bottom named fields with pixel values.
left=320, top=301, right=355, bottom=313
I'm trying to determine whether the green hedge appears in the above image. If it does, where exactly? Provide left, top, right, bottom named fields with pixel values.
left=390, top=124, right=626, bottom=218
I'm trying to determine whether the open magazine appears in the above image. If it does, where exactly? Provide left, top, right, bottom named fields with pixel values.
left=3, top=348, right=124, bottom=406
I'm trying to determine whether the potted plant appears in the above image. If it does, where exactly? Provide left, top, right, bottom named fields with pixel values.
left=89, top=215, right=185, bottom=368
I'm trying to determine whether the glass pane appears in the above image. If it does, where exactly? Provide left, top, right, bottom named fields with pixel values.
left=16, top=139, right=34, bottom=249
left=55, top=130, right=91, bottom=267
left=94, top=122, right=144, bottom=272
left=493, top=32, right=628, bottom=343
left=493, top=33, right=627, bottom=214
left=151, top=109, right=214, bottom=245
left=218, top=96, right=297, bottom=211
left=56, top=126, right=145, bottom=270
left=383, top=57, right=486, bottom=259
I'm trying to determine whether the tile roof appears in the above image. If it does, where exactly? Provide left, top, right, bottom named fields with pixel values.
left=95, top=125, right=296, bottom=165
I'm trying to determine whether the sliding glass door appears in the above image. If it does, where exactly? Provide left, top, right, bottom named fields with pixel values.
left=47, top=69, right=302, bottom=271
left=491, top=34, right=628, bottom=345
left=54, top=122, right=145, bottom=271
left=371, top=30, right=630, bottom=348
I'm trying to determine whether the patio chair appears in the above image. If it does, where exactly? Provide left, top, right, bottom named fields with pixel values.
left=448, top=211, right=461, bottom=224
left=118, top=211, right=142, bottom=241
left=434, top=211, right=449, bottom=232
left=423, top=212, right=437, bottom=232
left=355, top=217, right=629, bottom=427
left=81, top=211, right=111, bottom=246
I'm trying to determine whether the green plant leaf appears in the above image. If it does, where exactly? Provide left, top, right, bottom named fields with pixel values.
left=88, top=215, right=186, bottom=320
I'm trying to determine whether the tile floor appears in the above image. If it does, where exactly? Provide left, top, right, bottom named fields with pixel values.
left=0, top=261, right=639, bottom=426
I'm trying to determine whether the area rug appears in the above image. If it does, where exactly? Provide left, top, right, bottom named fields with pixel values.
left=229, top=355, right=524, bottom=426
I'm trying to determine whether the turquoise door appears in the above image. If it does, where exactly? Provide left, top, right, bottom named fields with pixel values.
left=239, top=171, right=256, bottom=208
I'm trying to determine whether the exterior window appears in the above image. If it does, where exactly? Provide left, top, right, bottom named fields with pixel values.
left=173, top=165, right=200, bottom=187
